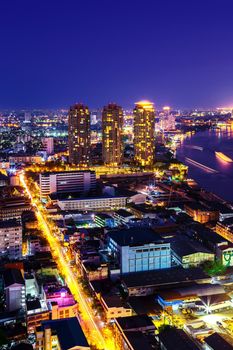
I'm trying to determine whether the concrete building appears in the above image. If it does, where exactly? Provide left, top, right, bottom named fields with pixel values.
left=216, top=218, right=233, bottom=243
left=9, top=155, right=43, bottom=164
left=108, top=228, right=171, bottom=274
left=114, top=315, right=156, bottom=350
left=160, top=106, right=176, bottom=131
left=0, top=219, right=22, bottom=259
left=41, top=137, right=54, bottom=155
left=0, top=197, right=31, bottom=220
left=216, top=244, right=233, bottom=266
left=68, top=103, right=91, bottom=166
left=113, top=209, right=135, bottom=225
left=204, top=332, right=233, bottom=350
left=94, top=213, right=115, bottom=228
left=122, top=267, right=210, bottom=296
left=133, top=101, right=155, bottom=167
left=100, top=294, right=132, bottom=320
left=159, top=327, right=199, bottom=350
left=26, top=284, right=79, bottom=333
left=39, top=170, right=96, bottom=198
left=3, top=268, right=25, bottom=312
left=24, top=112, right=31, bottom=123
left=0, top=173, right=8, bottom=187
left=102, top=103, right=123, bottom=165
left=54, top=193, right=128, bottom=211
left=36, top=318, right=90, bottom=350
left=171, top=238, right=214, bottom=268
left=184, top=203, right=219, bottom=224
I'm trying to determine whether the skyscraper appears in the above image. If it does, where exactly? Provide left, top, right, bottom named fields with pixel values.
left=102, top=103, right=123, bottom=165
left=133, top=100, right=155, bottom=167
left=160, top=106, right=176, bottom=131
left=68, top=103, right=91, bottom=166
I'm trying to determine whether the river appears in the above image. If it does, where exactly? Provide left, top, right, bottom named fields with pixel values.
left=176, top=126, right=233, bottom=203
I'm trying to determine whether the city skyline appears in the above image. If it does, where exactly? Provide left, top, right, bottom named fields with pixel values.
left=1, top=0, right=233, bottom=109
left=2, top=1, right=233, bottom=349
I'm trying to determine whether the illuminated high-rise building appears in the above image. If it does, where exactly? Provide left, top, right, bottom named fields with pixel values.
left=160, top=106, right=176, bottom=131
left=102, top=103, right=123, bottom=165
left=133, top=101, right=155, bottom=167
left=68, top=103, right=90, bottom=166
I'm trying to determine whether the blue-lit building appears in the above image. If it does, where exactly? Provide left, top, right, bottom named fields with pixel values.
left=108, top=228, right=171, bottom=274
left=94, top=213, right=115, bottom=228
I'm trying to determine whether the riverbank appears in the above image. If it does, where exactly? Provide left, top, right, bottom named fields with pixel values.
left=176, top=127, right=233, bottom=202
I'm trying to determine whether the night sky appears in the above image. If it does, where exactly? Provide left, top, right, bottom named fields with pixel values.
left=1, top=0, right=233, bottom=109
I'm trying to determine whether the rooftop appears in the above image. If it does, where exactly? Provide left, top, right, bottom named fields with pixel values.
left=122, top=267, right=209, bottom=289
left=185, top=202, right=210, bottom=211
left=205, top=332, right=233, bottom=350
left=124, top=331, right=156, bottom=350
left=116, top=315, right=155, bottom=331
left=95, top=213, right=112, bottom=220
left=219, top=217, right=233, bottom=227
left=41, top=317, right=89, bottom=350
left=189, top=223, right=226, bottom=244
left=102, top=294, right=128, bottom=308
left=171, top=237, right=212, bottom=257
left=115, top=209, right=134, bottom=218
left=41, top=170, right=95, bottom=176
left=3, top=268, right=25, bottom=288
left=50, top=191, right=128, bottom=201
left=108, top=227, right=164, bottom=246
left=159, top=327, right=199, bottom=350
left=26, top=298, right=41, bottom=311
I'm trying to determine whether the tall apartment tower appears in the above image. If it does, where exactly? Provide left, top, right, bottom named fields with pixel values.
left=68, top=103, right=91, bottom=166
left=102, top=103, right=124, bottom=165
left=133, top=101, right=155, bottom=167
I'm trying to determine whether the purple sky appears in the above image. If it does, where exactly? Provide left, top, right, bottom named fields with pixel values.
left=1, top=0, right=233, bottom=109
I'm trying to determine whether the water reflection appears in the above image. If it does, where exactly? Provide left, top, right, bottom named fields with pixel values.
left=176, top=127, right=233, bottom=202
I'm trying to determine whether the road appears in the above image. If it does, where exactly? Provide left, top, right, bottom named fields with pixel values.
left=19, top=172, right=116, bottom=350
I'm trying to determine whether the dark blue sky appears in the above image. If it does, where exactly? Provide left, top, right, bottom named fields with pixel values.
left=1, top=0, right=233, bottom=109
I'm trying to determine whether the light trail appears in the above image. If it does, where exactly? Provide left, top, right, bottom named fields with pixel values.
left=215, top=152, right=233, bottom=163
left=185, top=157, right=218, bottom=174
left=19, top=172, right=116, bottom=350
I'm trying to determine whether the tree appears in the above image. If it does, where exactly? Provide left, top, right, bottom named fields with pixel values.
left=203, top=259, right=227, bottom=276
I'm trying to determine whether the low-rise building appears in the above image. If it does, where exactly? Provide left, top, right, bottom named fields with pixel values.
left=36, top=317, right=90, bottom=350
left=82, top=262, right=108, bottom=281
left=0, top=173, right=8, bottom=187
left=114, top=315, right=156, bottom=350
left=94, top=213, right=115, bottom=228
left=122, top=267, right=210, bottom=296
left=184, top=203, right=219, bottom=224
left=216, top=218, right=233, bottom=243
left=204, top=332, right=233, bottom=350
left=216, top=244, right=233, bottom=266
left=44, top=286, right=78, bottom=320
left=0, top=219, right=22, bottom=259
left=9, top=155, right=43, bottom=164
left=108, top=228, right=171, bottom=274
left=171, top=238, right=214, bottom=268
left=3, top=268, right=25, bottom=312
left=26, top=285, right=79, bottom=333
left=113, top=209, right=135, bottom=225
left=52, top=192, right=129, bottom=211
left=100, top=294, right=132, bottom=320
left=186, top=223, right=228, bottom=253
left=159, top=327, right=199, bottom=350
left=0, top=197, right=31, bottom=220
left=157, top=283, right=226, bottom=311
left=26, top=299, right=50, bottom=334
